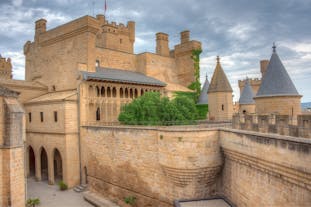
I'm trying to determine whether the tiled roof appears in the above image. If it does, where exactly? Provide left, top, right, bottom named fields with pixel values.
left=208, top=56, right=233, bottom=93
left=239, top=79, right=255, bottom=104
left=197, top=76, right=209, bottom=105
left=256, top=47, right=300, bottom=97
left=82, top=67, right=166, bottom=87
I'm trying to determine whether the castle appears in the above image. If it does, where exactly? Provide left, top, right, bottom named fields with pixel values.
left=0, top=14, right=310, bottom=207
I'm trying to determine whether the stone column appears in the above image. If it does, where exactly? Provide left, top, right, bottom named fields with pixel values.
left=48, top=152, right=54, bottom=185
left=35, top=151, right=41, bottom=181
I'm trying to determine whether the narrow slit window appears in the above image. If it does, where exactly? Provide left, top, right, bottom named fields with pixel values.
left=54, top=111, right=58, bottom=122
left=96, top=108, right=100, bottom=121
left=29, top=112, right=32, bottom=123
left=40, top=112, right=44, bottom=122
left=222, top=104, right=224, bottom=111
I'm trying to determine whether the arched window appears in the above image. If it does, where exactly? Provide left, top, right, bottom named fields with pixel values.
left=112, top=87, right=117, bottom=98
left=88, top=85, right=93, bottom=96
left=134, top=89, right=138, bottom=98
left=130, top=88, right=133, bottom=99
left=96, top=107, right=100, bottom=121
left=96, top=86, right=100, bottom=97
left=125, top=88, right=129, bottom=98
left=107, top=87, right=111, bottom=97
left=141, top=89, right=144, bottom=96
left=101, top=87, right=105, bottom=97
left=120, top=88, right=124, bottom=98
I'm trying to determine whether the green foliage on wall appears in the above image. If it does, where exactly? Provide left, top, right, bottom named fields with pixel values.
left=188, top=49, right=202, bottom=101
left=196, top=104, right=208, bottom=120
left=118, top=92, right=198, bottom=125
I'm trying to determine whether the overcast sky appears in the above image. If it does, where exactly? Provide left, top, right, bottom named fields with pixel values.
left=0, top=0, right=310, bottom=102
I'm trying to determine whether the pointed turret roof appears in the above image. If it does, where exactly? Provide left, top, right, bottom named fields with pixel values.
left=239, top=78, right=255, bottom=104
left=197, top=75, right=209, bottom=105
left=256, top=45, right=300, bottom=97
left=208, top=56, right=233, bottom=93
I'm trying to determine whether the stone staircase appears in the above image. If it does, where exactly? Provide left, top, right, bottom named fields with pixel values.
left=83, top=191, right=120, bottom=207
left=73, top=184, right=88, bottom=193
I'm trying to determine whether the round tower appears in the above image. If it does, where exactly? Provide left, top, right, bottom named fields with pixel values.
left=254, top=45, right=302, bottom=117
left=207, top=56, right=233, bottom=121
left=239, top=78, right=255, bottom=114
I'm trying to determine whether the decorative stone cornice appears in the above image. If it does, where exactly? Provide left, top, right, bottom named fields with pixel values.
left=222, top=148, right=311, bottom=191
left=0, top=85, right=19, bottom=97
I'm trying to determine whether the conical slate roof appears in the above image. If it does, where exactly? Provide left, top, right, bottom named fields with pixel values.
left=239, top=78, right=255, bottom=104
left=208, top=56, right=233, bottom=93
left=256, top=46, right=300, bottom=97
left=197, top=75, right=209, bottom=105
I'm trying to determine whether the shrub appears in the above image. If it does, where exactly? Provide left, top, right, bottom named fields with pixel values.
left=124, top=196, right=136, bottom=206
left=58, top=180, right=68, bottom=191
left=27, top=198, right=40, bottom=207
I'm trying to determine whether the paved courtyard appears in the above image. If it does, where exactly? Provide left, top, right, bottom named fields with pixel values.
left=27, top=178, right=93, bottom=207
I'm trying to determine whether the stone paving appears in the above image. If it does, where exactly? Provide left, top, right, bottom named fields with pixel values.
left=179, top=199, right=231, bottom=207
left=27, top=178, right=93, bottom=207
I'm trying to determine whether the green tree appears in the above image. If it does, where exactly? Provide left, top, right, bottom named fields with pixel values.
left=118, top=92, right=198, bottom=125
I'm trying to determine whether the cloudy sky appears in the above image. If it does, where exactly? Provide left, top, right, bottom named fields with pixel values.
left=0, top=0, right=311, bottom=102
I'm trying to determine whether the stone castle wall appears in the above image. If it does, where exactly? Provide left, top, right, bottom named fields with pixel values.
left=80, top=125, right=311, bottom=207
left=220, top=129, right=311, bottom=207
left=80, top=126, right=222, bottom=207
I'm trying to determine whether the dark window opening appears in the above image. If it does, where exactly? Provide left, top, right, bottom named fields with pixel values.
left=120, top=39, right=122, bottom=44
left=54, top=111, right=58, bottom=122
left=222, top=104, right=224, bottom=111
left=95, top=60, right=100, bottom=67
left=40, top=112, right=44, bottom=122
left=29, top=112, right=32, bottom=122
left=96, top=108, right=100, bottom=121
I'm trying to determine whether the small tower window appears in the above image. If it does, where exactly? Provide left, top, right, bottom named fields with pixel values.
left=54, top=111, right=58, bottom=122
left=222, top=104, right=224, bottom=111
left=29, top=112, right=32, bottom=123
left=96, top=108, right=100, bottom=121
left=40, top=112, right=44, bottom=122
left=120, top=39, right=122, bottom=44
left=95, top=60, right=100, bottom=67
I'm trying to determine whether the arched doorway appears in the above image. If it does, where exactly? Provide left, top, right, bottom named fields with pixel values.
left=28, top=146, right=36, bottom=177
left=53, top=149, right=63, bottom=182
left=40, top=148, right=48, bottom=181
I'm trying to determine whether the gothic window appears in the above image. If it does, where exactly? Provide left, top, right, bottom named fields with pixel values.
left=107, top=87, right=111, bottom=97
left=101, top=87, right=105, bottom=97
left=125, top=88, right=129, bottom=98
left=88, top=85, right=93, bottom=96
left=96, top=86, right=100, bottom=97
left=112, top=87, right=117, bottom=97
left=120, top=88, right=124, bottom=98
left=96, top=108, right=100, bottom=121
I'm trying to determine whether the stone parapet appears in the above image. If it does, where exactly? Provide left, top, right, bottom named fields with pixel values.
left=232, top=113, right=311, bottom=138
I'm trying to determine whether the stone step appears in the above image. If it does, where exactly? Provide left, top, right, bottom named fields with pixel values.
left=73, top=184, right=87, bottom=193
left=83, top=191, right=120, bottom=207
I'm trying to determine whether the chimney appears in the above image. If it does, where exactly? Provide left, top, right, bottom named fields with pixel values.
left=156, top=32, right=169, bottom=57
left=260, top=60, right=269, bottom=77
left=180, top=30, right=190, bottom=44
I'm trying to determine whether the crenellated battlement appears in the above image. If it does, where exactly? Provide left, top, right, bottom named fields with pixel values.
left=232, top=113, right=311, bottom=138
left=0, top=55, right=12, bottom=79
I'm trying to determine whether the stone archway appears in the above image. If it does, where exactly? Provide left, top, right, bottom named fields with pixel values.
left=53, top=149, right=63, bottom=182
left=28, top=146, right=36, bottom=177
left=40, top=148, right=48, bottom=181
